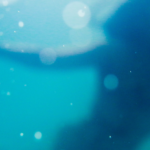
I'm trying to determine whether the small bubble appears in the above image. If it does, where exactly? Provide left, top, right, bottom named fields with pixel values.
left=39, top=48, right=57, bottom=65
left=34, top=131, right=42, bottom=140
left=6, top=92, right=10, bottom=96
left=18, top=21, right=24, bottom=27
left=104, top=74, right=119, bottom=90
left=63, top=2, right=91, bottom=29
left=10, top=68, right=14, bottom=71
left=20, top=133, right=24, bottom=136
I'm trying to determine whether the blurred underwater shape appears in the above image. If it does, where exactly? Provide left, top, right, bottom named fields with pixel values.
left=0, top=53, right=99, bottom=149
left=0, top=0, right=127, bottom=65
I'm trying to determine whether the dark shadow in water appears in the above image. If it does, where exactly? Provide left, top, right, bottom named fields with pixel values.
left=52, top=1, right=150, bottom=150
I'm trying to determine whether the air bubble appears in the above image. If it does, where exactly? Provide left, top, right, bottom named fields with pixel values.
left=39, top=48, right=57, bottom=65
left=63, top=2, right=91, bottom=29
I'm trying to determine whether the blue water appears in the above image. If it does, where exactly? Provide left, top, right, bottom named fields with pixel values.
left=0, top=0, right=150, bottom=150
left=0, top=53, right=98, bottom=149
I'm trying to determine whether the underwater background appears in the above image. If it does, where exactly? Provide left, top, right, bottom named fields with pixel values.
left=0, top=0, right=150, bottom=150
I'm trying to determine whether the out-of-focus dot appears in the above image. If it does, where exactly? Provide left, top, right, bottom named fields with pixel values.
left=109, top=135, right=112, bottom=138
left=6, top=92, right=10, bottom=96
left=130, top=71, right=132, bottom=73
left=2, top=0, right=9, bottom=6
left=104, top=74, right=119, bottom=90
left=70, top=103, right=73, bottom=106
left=69, top=27, right=92, bottom=47
left=0, top=32, right=3, bottom=36
left=63, top=45, right=65, bottom=47
left=18, top=21, right=24, bottom=27
left=10, top=68, right=14, bottom=71
left=63, top=1, right=91, bottom=29
left=34, top=131, right=42, bottom=140
left=20, top=133, right=24, bottom=136
left=24, top=84, right=27, bottom=87
left=39, top=48, right=57, bottom=65
left=14, top=31, right=16, bottom=33
left=18, top=10, right=20, bottom=13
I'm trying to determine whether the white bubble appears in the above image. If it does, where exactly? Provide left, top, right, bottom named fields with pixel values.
left=6, top=91, right=10, bottom=96
left=2, top=0, right=9, bottom=6
left=69, top=27, right=92, bottom=47
left=34, top=131, right=42, bottom=140
left=63, top=2, right=91, bottom=29
left=18, top=21, right=24, bottom=27
left=104, top=74, right=119, bottom=90
left=20, top=133, right=24, bottom=136
left=39, top=48, right=57, bottom=65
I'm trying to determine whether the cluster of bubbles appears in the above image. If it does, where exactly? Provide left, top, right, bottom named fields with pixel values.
left=0, top=20, right=24, bottom=40
left=63, top=1, right=91, bottom=29
left=0, top=0, right=93, bottom=65
left=38, top=0, right=127, bottom=65
left=63, top=1, right=93, bottom=49
left=39, top=1, right=92, bottom=65
left=20, top=131, right=42, bottom=140
left=0, top=0, right=127, bottom=65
